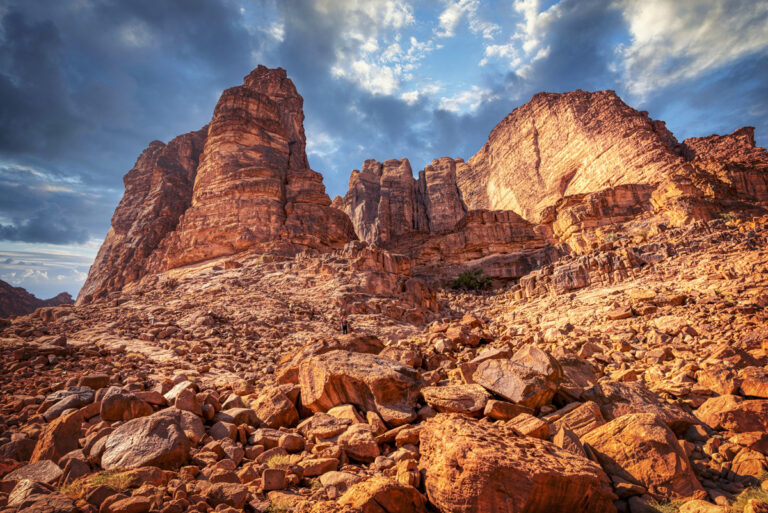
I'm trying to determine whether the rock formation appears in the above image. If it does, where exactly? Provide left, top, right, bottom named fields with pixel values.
left=0, top=279, right=73, bottom=319
left=78, top=66, right=355, bottom=304
left=340, top=157, right=558, bottom=280
left=77, top=127, right=207, bottom=303
left=456, top=89, right=686, bottom=222
left=159, top=66, right=355, bottom=269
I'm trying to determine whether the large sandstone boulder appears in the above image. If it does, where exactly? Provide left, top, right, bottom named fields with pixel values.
left=472, top=345, right=562, bottom=409
left=581, top=413, right=703, bottom=499
left=299, top=350, right=421, bottom=427
left=419, top=413, right=617, bottom=513
left=101, top=412, right=191, bottom=470
left=695, top=395, right=768, bottom=432
left=338, top=476, right=427, bottom=513
left=420, top=384, right=490, bottom=417
left=30, top=410, right=83, bottom=464
left=581, top=380, right=698, bottom=434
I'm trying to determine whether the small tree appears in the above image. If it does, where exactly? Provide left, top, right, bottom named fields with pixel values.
left=452, top=269, right=492, bottom=291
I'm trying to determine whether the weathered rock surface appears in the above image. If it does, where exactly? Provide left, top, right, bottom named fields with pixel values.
left=457, top=89, right=685, bottom=221
left=159, top=66, right=355, bottom=269
left=582, top=413, right=703, bottom=499
left=101, top=412, right=191, bottom=470
left=77, top=128, right=207, bottom=304
left=419, top=413, right=617, bottom=513
left=299, top=350, right=421, bottom=426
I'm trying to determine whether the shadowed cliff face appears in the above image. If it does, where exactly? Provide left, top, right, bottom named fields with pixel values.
left=0, top=279, right=72, bottom=318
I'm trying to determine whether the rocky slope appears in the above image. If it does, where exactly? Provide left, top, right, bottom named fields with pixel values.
left=0, top=279, right=73, bottom=319
left=1, top=214, right=767, bottom=513
left=4, top=67, right=768, bottom=513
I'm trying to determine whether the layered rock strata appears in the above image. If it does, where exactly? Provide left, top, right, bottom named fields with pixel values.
left=79, top=67, right=355, bottom=304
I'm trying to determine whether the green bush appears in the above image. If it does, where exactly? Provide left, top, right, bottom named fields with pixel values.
left=452, top=269, right=492, bottom=291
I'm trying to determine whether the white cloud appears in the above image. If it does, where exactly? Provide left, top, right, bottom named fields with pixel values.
left=618, top=0, right=768, bottom=98
left=313, top=0, right=438, bottom=96
left=478, top=0, right=560, bottom=70
left=306, top=127, right=340, bottom=158
left=438, top=85, right=493, bottom=113
left=400, top=83, right=442, bottom=104
left=436, top=0, right=499, bottom=39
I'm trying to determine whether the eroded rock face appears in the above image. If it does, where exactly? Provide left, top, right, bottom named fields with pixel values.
left=0, top=280, right=73, bottom=318
left=458, top=89, right=686, bottom=222
left=162, top=66, right=355, bottom=269
left=79, top=66, right=355, bottom=304
left=419, top=413, right=617, bottom=513
left=77, top=128, right=207, bottom=304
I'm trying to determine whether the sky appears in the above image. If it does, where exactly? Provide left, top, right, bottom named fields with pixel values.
left=0, top=0, right=767, bottom=299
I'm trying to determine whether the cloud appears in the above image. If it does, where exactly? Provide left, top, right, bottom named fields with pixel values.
left=436, top=0, right=499, bottom=39
left=617, top=0, right=768, bottom=98
left=438, top=86, right=494, bottom=113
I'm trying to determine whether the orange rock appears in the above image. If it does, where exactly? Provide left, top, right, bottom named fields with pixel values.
left=696, top=395, right=768, bottom=432
left=299, top=350, right=421, bottom=427
left=29, top=410, right=83, bottom=464
left=338, top=476, right=427, bottom=513
left=419, top=413, right=616, bottom=513
left=581, top=413, right=703, bottom=499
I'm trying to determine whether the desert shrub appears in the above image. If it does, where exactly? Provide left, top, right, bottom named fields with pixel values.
left=452, top=269, right=492, bottom=291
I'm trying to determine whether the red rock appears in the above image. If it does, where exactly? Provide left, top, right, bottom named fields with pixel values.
left=419, top=413, right=616, bottom=512
left=299, top=350, right=421, bottom=427
left=582, top=413, right=703, bottom=499
left=0, top=279, right=72, bottom=318
left=100, top=387, right=153, bottom=422
left=4, top=459, right=62, bottom=484
left=101, top=414, right=190, bottom=470
left=251, top=385, right=299, bottom=428
left=696, top=395, right=768, bottom=433
left=30, top=410, right=83, bottom=464
left=76, top=127, right=207, bottom=304
left=457, top=90, right=685, bottom=221
left=338, top=476, right=427, bottom=513
left=420, top=384, right=489, bottom=417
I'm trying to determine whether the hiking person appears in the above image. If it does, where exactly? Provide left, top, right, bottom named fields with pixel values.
left=341, top=316, right=349, bottom=334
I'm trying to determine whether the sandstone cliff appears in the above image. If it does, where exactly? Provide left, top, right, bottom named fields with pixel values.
left=340, top=157, right=557, bottom=279
left=457, top=90, right=686, bottom=222
left=79, top=67, right=355, bottom=304
left=0, top=279, right=73, bottom=318
left=78, top=127, right=207, bottom=303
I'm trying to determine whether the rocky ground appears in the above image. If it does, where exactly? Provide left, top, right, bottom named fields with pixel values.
left=1, top=214, right=767, bottom=513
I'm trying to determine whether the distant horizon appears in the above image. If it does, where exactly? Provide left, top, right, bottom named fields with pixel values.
left=1, top=0, right=767, bottom=299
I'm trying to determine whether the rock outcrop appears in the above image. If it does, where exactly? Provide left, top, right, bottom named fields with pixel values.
left=456, top=89, right=686, bottom=222
left=160, top=66, right=355, bottom=269
left=340, top=157, right=557, bottom=280
left=77, top=127, right=207, bottom=304
left=78, top=66, right=355, bottom=304
left=0, top=280, right=72, bottom=318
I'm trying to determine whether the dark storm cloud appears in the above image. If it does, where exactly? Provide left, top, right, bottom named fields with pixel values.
left=0, top=0, right=263, bottom=243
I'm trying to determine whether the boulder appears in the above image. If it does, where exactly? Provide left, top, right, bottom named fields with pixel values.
left=419, top=413, right=616, bottom=512
left=472, top=345, right=562, bottom=409
left=299, top=350, right=421, bottom=426
left=338, top=476, right=427, bottom=513
left=420, top=384, right=489, bottom=417
left=100, top=387, right=153, bottom=421
left=581, top=413, right=703, bottom=499
left=581, top=380, right=698, bottom=434
left=101, top=413, right=190, bottom=470
left=251, top=386, right=299, bottom=428
left=551, top=401, right=606, bottom=437
left=337, top=424, right=380, bottom=463
left=696, top=395, right=768, bottom=432
left=5, top=460, right=62, bottom=484
left=30, top=410, right=83, bottom=464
